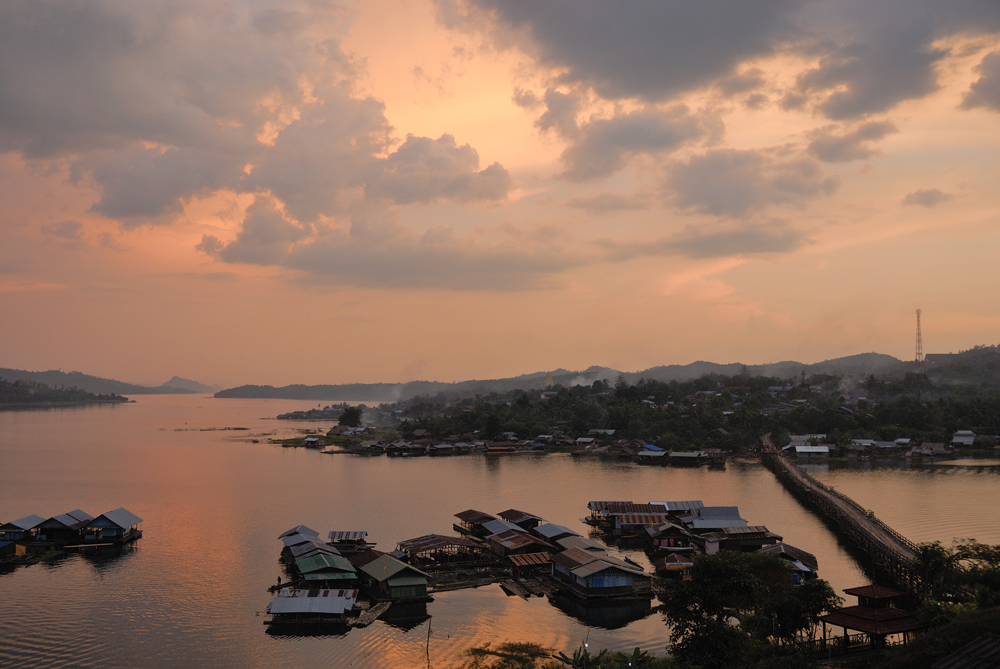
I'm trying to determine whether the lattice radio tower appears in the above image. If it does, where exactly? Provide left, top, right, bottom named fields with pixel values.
left=915, top=309, right=924, bottom=366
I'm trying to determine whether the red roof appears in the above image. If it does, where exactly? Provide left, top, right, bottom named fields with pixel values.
left=843, top=584, right=906, bottom=600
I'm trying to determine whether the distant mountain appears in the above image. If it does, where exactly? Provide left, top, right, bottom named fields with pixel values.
left=214, top=352, right=923, bottom=402
left=0, top=368, right=197, bottom=395
left=162, top=376, right=221, bottom=393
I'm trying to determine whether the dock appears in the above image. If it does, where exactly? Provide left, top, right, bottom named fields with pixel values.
left=352, top=601, right=391, bottom=628
left=762, top=452, right=916, bottom=591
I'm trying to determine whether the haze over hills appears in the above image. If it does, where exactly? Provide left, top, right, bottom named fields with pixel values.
left=0, top=368, right=217, bottom=396
left=214, top=352, right=914, bottom=403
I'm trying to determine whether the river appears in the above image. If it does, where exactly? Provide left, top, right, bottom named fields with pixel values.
left=1, top=395, right=997, bottom=668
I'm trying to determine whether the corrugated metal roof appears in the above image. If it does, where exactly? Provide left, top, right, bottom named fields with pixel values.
left=97, top=508, right=142, bottom=529
left=534, top=523, right=580, bottom=539
left=795, top=445, right=830, bottom=453
left=328, top=531, right=367, bottom=542
left=282, top=533, right=317, bottom=547
left=290, top=541, right=340, bottom=559
left=360, top=554, right=428, bottom=582
left=65, top=509, right=94, bottom=524
left=279, top=525, right=319, bottom=539
left=509, top=552, right=551, bottom=567
left=497, top=509, right=542, bottom=523
left=616, top=513, right=671, bottom=526
left=396, top=534, right=481, bottom=553
left=551, top=547, right=602, bottom=569
left=483, top=519, right=524, bottom=535
left=296, top=553, right=356, bottom=575
left=651, top=501, right=704, bottom=512
left=3, top=514, right=45, bottom=530
left=556, top=536, right=607, bottom=553
left=686, top=518, right=749, bottom=530
left=722, top=525, right=777, bottom=536
left=757, top=542, right=818, bottom=571
left=699, top=506, right=742, bottom=519
left=454, top=509, right=495, bottom=524
left=571, top=559, right=645, bottom=579
left=267, top=588, right=358, bottom=615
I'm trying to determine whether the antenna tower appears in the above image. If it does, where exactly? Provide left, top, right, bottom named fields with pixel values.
left=915, top=309, right=924, bottom=366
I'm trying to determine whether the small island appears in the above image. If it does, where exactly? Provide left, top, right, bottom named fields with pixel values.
left=0, top=377, right=129, bottom=409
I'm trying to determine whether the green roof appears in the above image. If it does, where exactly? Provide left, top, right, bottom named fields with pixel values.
left=296, top=553, right=356, bottom=575
left=387, top=575, right=427, bottom=587
left=360, top=554, right=428, bottom=583
left=303, top=572, right=358, bottom=580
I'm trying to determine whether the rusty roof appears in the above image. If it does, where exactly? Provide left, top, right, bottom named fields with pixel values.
left=931, top=633, right=1000, bottom=669
left=396, top=534, right=481, bottom=553
left=551, top=547, right=603, bottom=570
left=616, top=513, right=672, bottom=526
left=497, top=509, right=542, bottom=523
left=454, top=509, right=496, bottom=524
left=490, top=530, right=553, bottom=551
left=508, top=552, right=551, bottom=567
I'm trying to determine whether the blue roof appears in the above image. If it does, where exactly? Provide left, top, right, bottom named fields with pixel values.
left=639, top=444, right=664, bottom=451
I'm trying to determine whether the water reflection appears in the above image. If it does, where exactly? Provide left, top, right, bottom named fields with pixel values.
left=549, top=594, right=655, bottom=630
left=380, top=601, right=431, bottom=631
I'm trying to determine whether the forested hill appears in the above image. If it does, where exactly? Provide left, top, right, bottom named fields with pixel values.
left=214, top=352, right=910, bottom=402
left=0, top=378, right=128, bottom=407
left=0, top=368, right=197, bottom=395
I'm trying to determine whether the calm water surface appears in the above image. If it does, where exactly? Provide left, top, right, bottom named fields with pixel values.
left=1, top=396, right=996, bottom=668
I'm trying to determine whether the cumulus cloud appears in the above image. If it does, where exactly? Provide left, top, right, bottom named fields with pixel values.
left=962, top=51, right=1000, bottom=112
left=458, top=0, right=800, bottom=101
left=366, top=134, right=513, bottom=204
left=449, top=0, right=1000, bottom=120
left=560, top=106, right=715, bottom=181
left=806, top=121, right=898, bottom=162
left=902, top=188, right=953, bottom=207
left=0, top=0, right=511, bottom=232
left=198, top=199, right=578, bottom=290
left=666, top=149, right=840, bottom=218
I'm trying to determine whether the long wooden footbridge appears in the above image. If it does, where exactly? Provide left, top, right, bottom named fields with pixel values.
left=761, top=452, right=917, bottom=592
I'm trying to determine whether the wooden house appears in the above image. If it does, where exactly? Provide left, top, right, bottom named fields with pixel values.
left=358, top=554, right=430, bottom=601
left=453, top=509, right=497, bottom=537
left=295, top=553, right=358, bottom=587
left=83, top=508, right=142, bottom=544
left=550, top=548, right=651, bottom=600
left=0, top=514, right=45, bottom=543
left=35, top=510, right=94, bottom=544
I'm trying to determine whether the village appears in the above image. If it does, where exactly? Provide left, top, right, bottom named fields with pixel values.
left=263, top=498, right=817, bottom=632
left=0, top=507, right=143, bottom=563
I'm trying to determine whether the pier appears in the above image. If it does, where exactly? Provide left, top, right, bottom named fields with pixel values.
left=761, top=452, right=917, bottom=592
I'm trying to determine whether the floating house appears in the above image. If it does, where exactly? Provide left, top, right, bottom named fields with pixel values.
left=508, top=552, right=551, bottom=578
left=481, top=519, right=525, bottom=537
left=698, top=525, right=782, bottom=554
left=556, top=536, right=608, bottom=554
left=83, top=508, right=142, bottom=544
left=327, top=531, right=371, bottom=554
left=757, top=542, right=819, bottom=584
left=487, top=529, right=554, bottom=557
left=550, top=548, right=651, bottom=600
left=0, top=514, right=45, bottom=543
left=497, top=509, right=543, bottom=531
left=265, top=587, right=358, bottom=626
left=653, top=553, right=694, bottom=577
left=36, top=510, right=94, bottom=544
left=295, top=553, right=358, bottom=586
left=644, top=522, right=697, bottom=553
left=395, top=534, right=488, bottom=565
left=288, top=539, right=341, bottom=562
left=680, top=506, right=748, bottom=533
left=453, top=510, right=497, bottom=537
left=358, top=554, right=430, bottom=601
left=532, top=523, right=581, bottom=543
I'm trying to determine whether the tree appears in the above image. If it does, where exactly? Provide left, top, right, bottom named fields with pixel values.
left=661, top=552, right=841, bottom=669
left=338, top=405, right=362, bottom=427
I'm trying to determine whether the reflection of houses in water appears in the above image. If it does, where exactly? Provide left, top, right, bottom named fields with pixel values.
left=379, top=600, right=431, bottom=631
left=549, top=592, right=654, bottom=630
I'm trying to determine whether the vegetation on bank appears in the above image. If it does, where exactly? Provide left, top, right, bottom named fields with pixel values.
left=0, top=377, right=128, bottom=407
left=388, top=370, right=1000, bottom=450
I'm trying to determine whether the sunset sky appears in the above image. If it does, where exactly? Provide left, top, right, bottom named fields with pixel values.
left=2, top=0, right=999, bottom=388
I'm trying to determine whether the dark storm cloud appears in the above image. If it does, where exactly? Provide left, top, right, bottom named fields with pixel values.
left=666, top=149, right=840, bottom=218
left=806, top=121, right=898, bottom=162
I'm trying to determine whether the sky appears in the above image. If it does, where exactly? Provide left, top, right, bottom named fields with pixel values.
left=2, top=0, right=1000, bottom=388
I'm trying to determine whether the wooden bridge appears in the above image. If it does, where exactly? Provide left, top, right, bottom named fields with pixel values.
left=761, top=452, right=917, bottom=592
